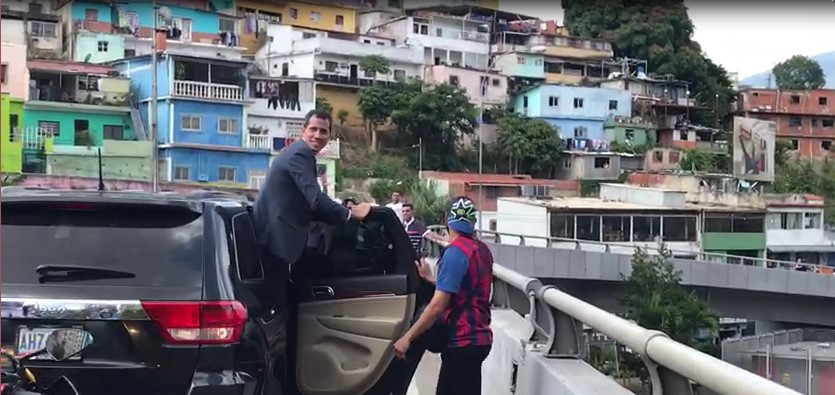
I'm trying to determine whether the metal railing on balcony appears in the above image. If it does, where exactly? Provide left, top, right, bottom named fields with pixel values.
left=696, top=140, right=729, bottom=153
left=245, top=134, right=271, bottom=150
left=423, top=234, right=801, bottom=395
left=172, top=80, right=243, bottom=101
left=313, top=73, right=400, bottom=89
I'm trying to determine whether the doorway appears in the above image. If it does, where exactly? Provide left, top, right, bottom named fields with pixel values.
left=349, top=65, right=358, bottom=80
left=74, top=119, right=91, bottom=146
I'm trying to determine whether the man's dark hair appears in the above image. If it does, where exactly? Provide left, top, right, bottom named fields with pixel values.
left=402, top=203, right=414, bottom=210
left=303, top=109, right=332, bottom=128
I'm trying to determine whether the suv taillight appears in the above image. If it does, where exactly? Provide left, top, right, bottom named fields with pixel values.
left=140, top=301, right=247, bottom=345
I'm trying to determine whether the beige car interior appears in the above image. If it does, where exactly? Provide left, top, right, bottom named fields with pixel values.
left=296, top=294, right=416, bottom=395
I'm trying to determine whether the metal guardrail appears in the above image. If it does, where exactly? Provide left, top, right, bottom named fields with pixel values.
left=425, top=226, right=832, bottom=273
left=423, top=234, right=800, bottom=395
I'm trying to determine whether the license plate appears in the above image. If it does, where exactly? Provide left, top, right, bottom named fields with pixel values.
left=16, top=328, right=81, bottom=361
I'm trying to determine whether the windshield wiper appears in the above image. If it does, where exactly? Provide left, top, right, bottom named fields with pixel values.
left=36, top=265, right=136, bottom=283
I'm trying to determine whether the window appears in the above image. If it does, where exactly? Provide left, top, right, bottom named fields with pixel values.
left=1, top=64, right=7, bottom=84
left=563, top=158, right=571, bottom=168
left=805, top=212, right=822, bottom=229
left=492, top=78, right=501, bottom=86
left=218, top=167, right=237, bottom=182
left=788, top=117, right=802, bottom=127
left=124, top=49, right=136, bottom=58
left=219, top=17, right=237, bottom=33
left=789, top=139, right=799, bottom=150
left=302, top=32, right=316, bottom=39
left=310, top=11, right=320, bottom=22
left=172, top=18, right=192, bottom=41
left=548, top=96, right=559, bottom=107
left=363, top=39, right=371, bottom=43
left=435, top=27, right=443, bottom=37
left=181, top=115, right=202, bottom=131
left=324, top=61, right=338, bottom=72
left=30, top=21, right=56, bottom=37
left=653, top=150, right=663, bottom=163
left=576, top=215, right=600, bottom=241
left=663, top=216, right=697, bottom=241
left=633, top=216, right=661, bottom=241
left=593, top=157, right=610, bottom=168
left=775, top=212, right=801, bottom=229
left=820, top=97, right=828, bottom=106
left=9, top=114, right=19, bottom=142
left=790, top=95, right=800, bottom=104
left=173, top=166, right=190, bottom=180
left=335, top=15, right=344, bottom=26
left=573, top=127, right=587, bottom=138
left=812, top=118, right=820, bottom=127
left=85, top=9, right=98, bottom=20
left=248, top=173, right=266, bottom=190
left=522, top=96, right=528, bottom=108
left=232, top=213, right=265, bottom=281
left=97, top=41, right=109, bottom=52
left=668, top=151, right=680, bottom=163
left=602, top=216, right=629, bottom=242
left=412, top=23, right=428, bottom=35
left=102, top=125, right=124, bottom=140
left=289, top=8, right=298, bottom=19
left=625, top=129, right=635, bottom=140
left=218, top=118, right=239, bottom=134
left=485, top=186, right=499, bottom=199
left=363, top=68, right=375, bottom=78
left=517, top=56, right=525, bottom=65
left=38, top=121, right=59, bottom=137
left=608, top=100, right=618, bottom=110
left=732, top=214, right=764, bottom=233
left=823, top=140, right=833, bottom=151
left=449, top=75, right=459, bottom=86
left=677, top=130, right=688, bottom=141
left=573, top=97, right=584, bottom=108
left=281, top=62, right=289, bottom=76
left=550, top=214, right=575, bottom=239
left=394, top=69, right=406, bottom=81
left=824, top=119, right=835, bottom=127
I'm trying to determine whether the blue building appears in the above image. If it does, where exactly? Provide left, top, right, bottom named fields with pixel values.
left=114, top=54, right=270, bottom=187
left=510, top=85, right=632, bottom=141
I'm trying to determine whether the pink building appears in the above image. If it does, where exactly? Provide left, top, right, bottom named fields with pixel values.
left=423, top=65, right=508, bottom=107
left=1, top=43, right=29, bottom=100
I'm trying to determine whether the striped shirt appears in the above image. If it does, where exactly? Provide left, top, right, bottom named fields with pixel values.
left=403, top=218, right=428, bottom=253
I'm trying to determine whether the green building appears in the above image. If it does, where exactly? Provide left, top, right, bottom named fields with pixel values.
left=1, top=93, right=24, bottom=173
left=604, top=121, right=657, bottom=148
left=701, top=210, right=768, bottom=261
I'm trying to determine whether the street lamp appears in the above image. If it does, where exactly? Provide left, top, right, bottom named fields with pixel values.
left=476, top=45, right=546, bottom=228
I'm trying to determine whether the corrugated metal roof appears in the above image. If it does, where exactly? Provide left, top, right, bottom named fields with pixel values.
left=421, top=171, right=576, bottom=188
left=28, top=60, right=115, bottom=75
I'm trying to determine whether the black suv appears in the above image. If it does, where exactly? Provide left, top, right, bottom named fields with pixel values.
left=1, top=189, right=424, bottom=395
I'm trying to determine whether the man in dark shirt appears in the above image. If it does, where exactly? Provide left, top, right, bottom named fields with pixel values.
left=401, top=203, right=428, bottom=254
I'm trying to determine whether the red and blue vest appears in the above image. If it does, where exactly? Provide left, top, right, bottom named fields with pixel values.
left=440, top=235, right=494, bottom=348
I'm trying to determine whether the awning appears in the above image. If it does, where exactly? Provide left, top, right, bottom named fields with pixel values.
left=767, top=244, right=835, bottom=253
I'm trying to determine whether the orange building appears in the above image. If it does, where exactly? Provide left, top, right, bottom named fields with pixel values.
left=736, top=88, right=835, bottom=159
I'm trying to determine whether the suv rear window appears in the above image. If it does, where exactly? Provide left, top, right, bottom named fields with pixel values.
left=1, top=203, right=204, bottom=288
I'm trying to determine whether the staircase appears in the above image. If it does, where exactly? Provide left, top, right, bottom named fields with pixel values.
left=127, top=96, right=149, bottom=141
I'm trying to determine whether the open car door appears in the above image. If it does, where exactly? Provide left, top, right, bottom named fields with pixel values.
left=292, top=207, right=421, bottom=395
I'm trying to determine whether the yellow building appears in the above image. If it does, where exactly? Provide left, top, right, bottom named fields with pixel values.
left=237, top=0, right=358, bottom=57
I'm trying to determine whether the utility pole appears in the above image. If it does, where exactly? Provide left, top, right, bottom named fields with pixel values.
left=150, top=0, right=160, bottom=192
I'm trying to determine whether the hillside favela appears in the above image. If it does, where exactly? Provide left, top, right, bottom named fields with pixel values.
left=2, top=1, right=835, bottom=395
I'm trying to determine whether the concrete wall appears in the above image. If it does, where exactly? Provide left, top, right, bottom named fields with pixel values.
left=47, top=141, right=153, bottom=180
left=73, top=32, right=125, bottom=63
left=17, top=173, right=259, bottom=196
left=424, top=65, right=507, bottom=106
left=604, top=124, right=656, bottom=146
left=172, top=100, right=245, bottom=147
left=165, top=147, right=271, bottom=185
left=1, top=43, right=30, bottom=100
left=485, top=242, right=835, bottom=325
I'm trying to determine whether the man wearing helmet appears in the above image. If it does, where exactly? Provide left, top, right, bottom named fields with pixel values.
left=393, top=196, right=493, bottom=395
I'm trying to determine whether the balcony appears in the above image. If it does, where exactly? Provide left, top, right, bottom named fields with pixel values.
left=313, top=73, right=401, bottom=89
left=295, top=37, right=424, bottom=65
left=245, top=134, right=271, bottom=150
left=173, top=80, right=243, bottom=101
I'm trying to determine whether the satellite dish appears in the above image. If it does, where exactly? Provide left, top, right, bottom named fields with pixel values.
left=158, top=7, right=172, bottom=23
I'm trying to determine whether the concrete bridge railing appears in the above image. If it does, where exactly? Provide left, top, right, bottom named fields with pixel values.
left=423, top=234, right=801, bottom=395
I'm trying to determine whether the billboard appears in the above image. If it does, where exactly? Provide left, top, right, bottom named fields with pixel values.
left=733, top=116, right=776, bottom=182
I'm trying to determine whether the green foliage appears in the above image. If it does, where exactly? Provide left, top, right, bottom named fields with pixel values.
left=358, top=55, right=391, bottom=76
left=772, top=55, right=826, bottom=90
left=562, top=1, right=735, bottom=127
left=336, top=109, right=350, bottom=126
left=368, top=179, right=409, bottom=204
left=357, top=85, right=393, bottom=149
left=315, top=97, right=333, bottom=115
left=774, top=159, right=835, bottom=224
left=407, top=180, right=449, bottom=225
left=341, top=145, right=415, bottom=181
left=621, top=247, right=719, bottom=381
left=678, top=149, right=728, bottom=173
left=610, top=140, right=654, bottom=154
left=580, top=180, right=601, bottom=197
left=495, top=109, right=562, bottom=177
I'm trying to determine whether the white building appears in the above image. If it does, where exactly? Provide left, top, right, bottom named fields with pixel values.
left=255, top=24, right=424, bottom=87
left=1, top=2, right=62, bottom=59
left=246, top=73, right=315, bottom=152
left=362, top=12, right=489, bottom=71
left=765, top=194, right=835, bottom=266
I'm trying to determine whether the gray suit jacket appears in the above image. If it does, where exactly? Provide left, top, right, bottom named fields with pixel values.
left=253, top=139, right=349, bottom=264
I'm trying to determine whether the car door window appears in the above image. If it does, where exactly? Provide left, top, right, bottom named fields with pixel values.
left=231, top=212, right=265, bottom=282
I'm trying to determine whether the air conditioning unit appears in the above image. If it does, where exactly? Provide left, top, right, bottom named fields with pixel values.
left=197, top=174, right=209, bottom=182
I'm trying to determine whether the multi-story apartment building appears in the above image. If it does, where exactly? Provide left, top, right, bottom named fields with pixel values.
left=1, top=1, right=63, bottom=61
left=22, top=60, right=152, bottom=179
left=363, top=12, right=490, bottom=70
left=60, top=0, right=245, bottom=63
left=247, top=72, right=316, bottom=154
left=237, top=0, right=361, bottom=57
left=736, top=88, right=835, bottom=159
left=765, top=193, right=835, bottom=266
left=114, top=53, right=270, bottom=187
left=256, top=24, right=424, bottom=128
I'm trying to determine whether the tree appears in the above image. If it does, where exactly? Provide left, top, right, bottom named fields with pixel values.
left=336, top=109, right=350, bottom=138
left=563, top=1, right=735, bottom=127
left=357, top=85, right=393, bottom=151
left=359, top=55, right=391, bottom=76
left=496, top=111, right=529, bottom=173
left=772, top=55, right=826, bottom=90
left=495, top=110, right=562, bottom=176
left=621, top=247, right=719, bottom=383
left=315, top=97, right=332, bottom=115
left=390, top=81, right=477, bottom=171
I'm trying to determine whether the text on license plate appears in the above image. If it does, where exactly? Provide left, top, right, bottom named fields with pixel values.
left=16, top=328, right=81, bottom=360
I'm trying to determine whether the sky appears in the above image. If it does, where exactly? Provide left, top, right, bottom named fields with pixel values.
left=498, top=1, right=835, bottom=80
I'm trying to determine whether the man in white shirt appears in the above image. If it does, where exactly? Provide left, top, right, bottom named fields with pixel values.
left=386, top=191, right=404, bottom=222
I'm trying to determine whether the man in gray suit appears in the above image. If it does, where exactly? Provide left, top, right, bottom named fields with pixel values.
left=253, top=109, right=371, bottom=266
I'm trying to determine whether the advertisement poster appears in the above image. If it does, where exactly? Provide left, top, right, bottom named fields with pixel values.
left=732, top=116, right=776, bottom=182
